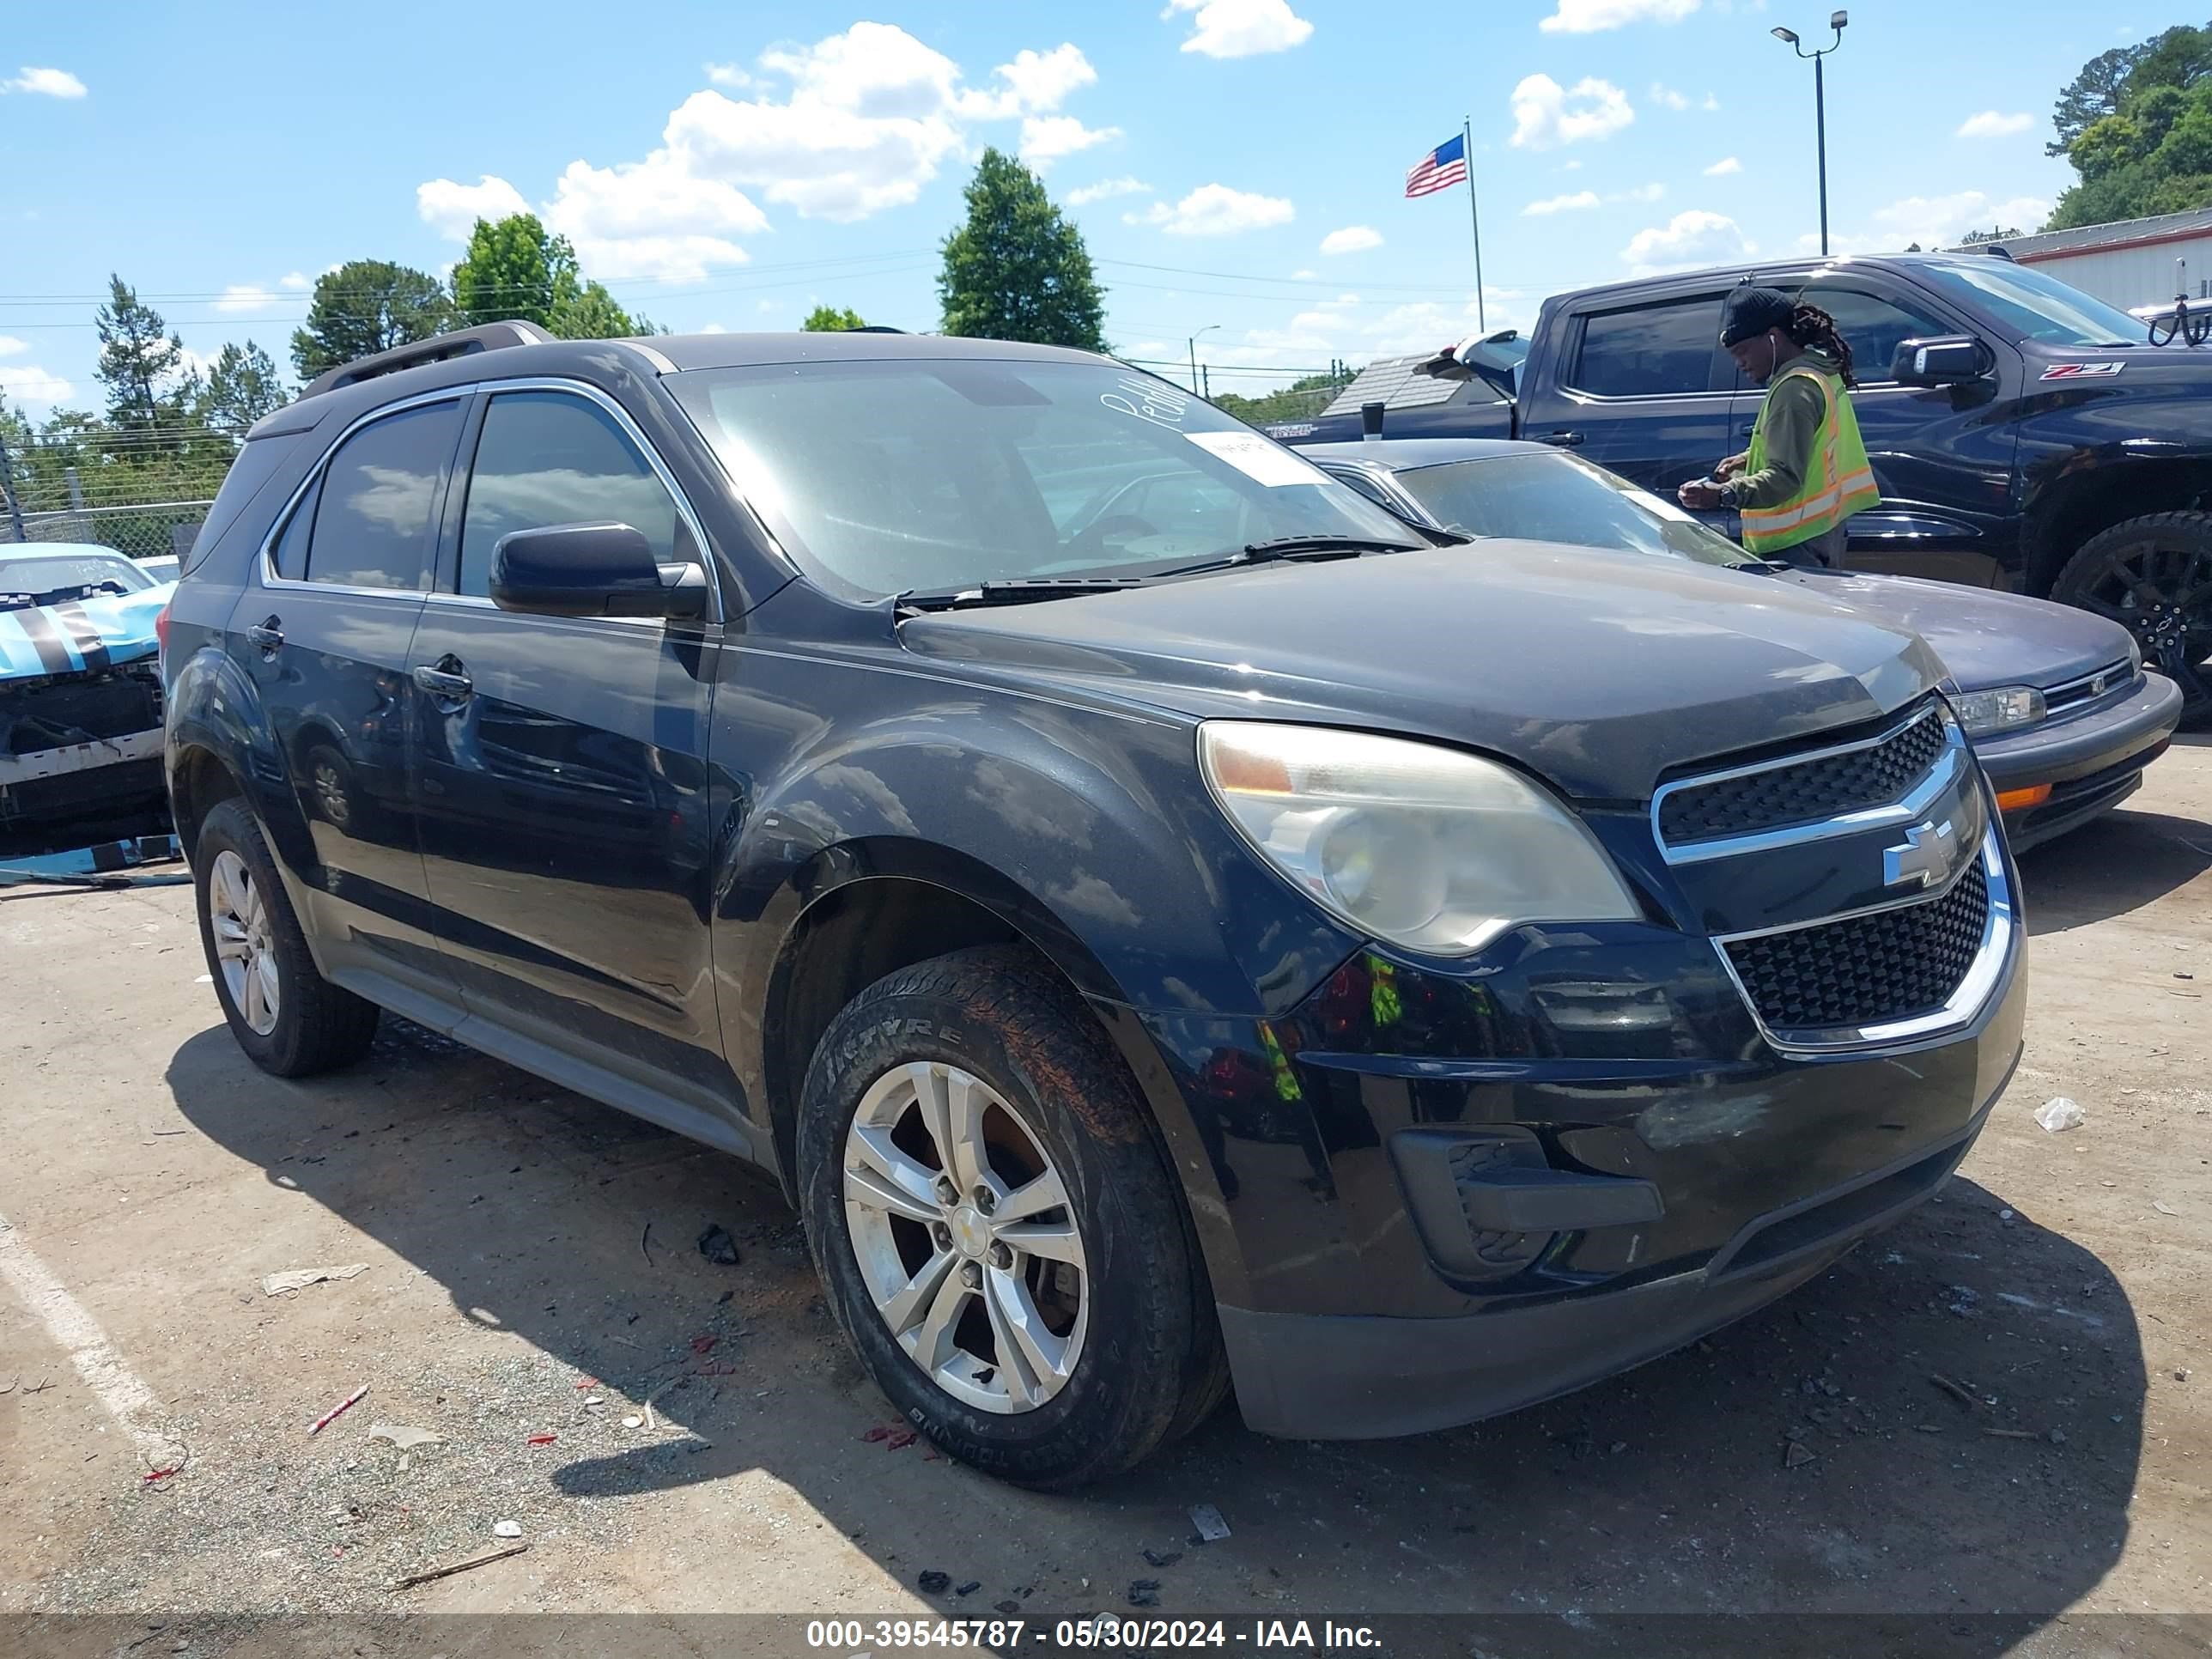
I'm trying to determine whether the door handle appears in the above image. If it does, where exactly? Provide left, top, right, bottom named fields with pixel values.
left=412, top=658, right=473, bottom=703
left=246, top=617, right=283, bottom=655
left=1541, top=429, right=1585, bottom=447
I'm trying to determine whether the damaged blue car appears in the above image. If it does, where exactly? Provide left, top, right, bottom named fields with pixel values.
left=1, top=544, right=174, bottom=860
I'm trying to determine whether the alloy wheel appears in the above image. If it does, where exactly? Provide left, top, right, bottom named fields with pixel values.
left=209, top=849, right=281, bottom=1036
left=2069, top=539, right=2212, bottom=711
left=842, top=1060, right=1088, bottom=1414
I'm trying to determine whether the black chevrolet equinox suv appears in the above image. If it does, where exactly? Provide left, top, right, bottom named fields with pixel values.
left=163, top=321, right=2025, bottom=1486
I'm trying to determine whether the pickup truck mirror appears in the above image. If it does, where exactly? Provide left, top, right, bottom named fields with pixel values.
left=489, top=522, right=709, bottom=621
left=1890, top=335, right=1988, bottom=388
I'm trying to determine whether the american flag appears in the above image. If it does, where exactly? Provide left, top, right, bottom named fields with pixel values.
left=1405, top=133, right=1468, bottom=198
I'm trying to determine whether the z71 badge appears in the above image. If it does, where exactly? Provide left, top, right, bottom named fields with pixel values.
left=2040, top=361, right=2126, bottom=380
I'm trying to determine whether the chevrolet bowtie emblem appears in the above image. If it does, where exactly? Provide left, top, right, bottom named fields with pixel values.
left=1884, top=818, right=1954, bottom=890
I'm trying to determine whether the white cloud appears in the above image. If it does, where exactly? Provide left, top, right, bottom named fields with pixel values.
left=1621, top=210, right=1752, bottom=273
left=1704, top=155, right=1742, bottom=175
left=543, top=151, right=767, bottom=279
left=1319, top=224, right=1382, bottom=254
left=1650, top=82, right=1690, bottom=111
left=756, top=299, right=779, bottom=313
left=1526, top=191, right=1601, bottom=216
left=1618, top=182, right=1665, bottom=203
left=2, top=66, right=87, bottom=98
left=213, top=284, right=283, bottom=314
left=1132, top=183, right=1294, bottom=235
left=1510, top=75, right=1634, bottom=149
left=1066, top=175, right=1149, bottom=205
left=1541, top=0, right=1698, bottom=32
left=1164, top=0, right=1315, bottom=58
left=0, top=336, right=27, bottom=359
left=701, top=322, right=731, bottom=332
left=1019, top=114, right=1121, bottom=170
left=704, top=62, right=752, bottom=88
left=416, top=174, right=532, bottom=240
left=1562, top=159, right=1583, bottom=171
left=1701, top=92, right=1721, bottom=111
left=987, top=45, right=1097, bottom=113
left=278, top=271, right=311, bottom=290
left=1290, top=268, right=1317, bottom=279
left=0, top=363, right=74, bottom=410
left=1957, top=110, right=2035, bottom=140
left=1865, top=190, right=2049, bottom=248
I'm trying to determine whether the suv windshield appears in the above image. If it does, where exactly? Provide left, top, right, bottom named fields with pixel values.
left=668, top=358, right=1417, bottom=598
left=0, top=551, right=153, bottom=606
left=1393, top=451, right=1758, bottom=568
left=1917, top=261, right=2148, bottom=348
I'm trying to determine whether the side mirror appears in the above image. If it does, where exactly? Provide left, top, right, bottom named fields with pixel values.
left=489, top=522, right=708, bottom=620
left=1891, top=335, right=1988, bottom=388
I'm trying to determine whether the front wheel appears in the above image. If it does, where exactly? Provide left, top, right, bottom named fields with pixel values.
left=798, top=946, right=1224, bottom=1488
left=2051, top=513, right=2212, bottom=726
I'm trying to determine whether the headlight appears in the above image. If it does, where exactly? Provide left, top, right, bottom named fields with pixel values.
left=1198, top=721, right=1641, bottom=956
left=1950, top=684, right=2046, bottom=737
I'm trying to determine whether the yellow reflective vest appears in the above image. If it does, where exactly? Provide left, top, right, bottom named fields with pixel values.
left=1740, top=362, right=1881, bottom=554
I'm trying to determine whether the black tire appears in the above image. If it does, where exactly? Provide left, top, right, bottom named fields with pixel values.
left=2051, top=512, right=2212, bottom=727
left=192, top=798, right=380, bottom=1077
left=798, top=945, right=1224, bottom=1489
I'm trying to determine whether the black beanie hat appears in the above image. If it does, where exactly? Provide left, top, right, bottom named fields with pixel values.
left=1720, top=284, right=1795, bottom=348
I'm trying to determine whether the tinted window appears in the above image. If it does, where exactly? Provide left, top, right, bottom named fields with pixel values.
left=270, top=477, right=319, bottom=580
left=1323, top=467, right=1395, bottom=509
left=186, top=430, right=307, bottom=574
left=1574, top=299, right=1724, bottom=397
left=304, top=402, right=460, bottom=590
left=458, top=392, right=682, bottom=598
left=1799, top=286, right=1954, bottom=383
left=1393, top=452, right=1754, bottom=568
left=666, top=361, right=1415, bottom=599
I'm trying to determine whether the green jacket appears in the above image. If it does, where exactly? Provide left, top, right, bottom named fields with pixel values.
left=1726, top=346, right=1844, bottom=508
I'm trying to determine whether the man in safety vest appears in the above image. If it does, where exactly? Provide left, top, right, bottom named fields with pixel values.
left=1678, top=284, right=1880, bottom=569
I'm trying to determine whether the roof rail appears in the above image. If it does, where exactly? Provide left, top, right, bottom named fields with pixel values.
left=850, top=325, right=908, bottom=333
left=300, top=319, right=554, bottom=400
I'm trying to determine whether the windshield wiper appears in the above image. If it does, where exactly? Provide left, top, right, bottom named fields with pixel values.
left=1164, top=534, right=1423, bottom=576
left=896, top=577, right=1148, bottom=613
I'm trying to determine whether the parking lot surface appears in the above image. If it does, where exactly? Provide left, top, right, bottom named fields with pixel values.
left=2, top=739, right=2209, bottom=1649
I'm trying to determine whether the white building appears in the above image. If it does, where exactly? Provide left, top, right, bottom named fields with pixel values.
left=1970, top=208, right=2212, bottom=311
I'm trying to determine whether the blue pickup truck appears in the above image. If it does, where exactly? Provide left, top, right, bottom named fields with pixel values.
left=1269, top=251, right=2212, bottom=723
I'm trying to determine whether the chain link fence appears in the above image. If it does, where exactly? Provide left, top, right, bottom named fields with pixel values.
left=1, top=432, right=226, bottom=565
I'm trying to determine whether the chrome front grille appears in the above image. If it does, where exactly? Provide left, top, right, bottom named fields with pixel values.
left=1656, top=700, right=1948, bottom=848
left=2043, top=657, right=2136, bottom=714
left=1723, top=858, right=1990, bottom=1035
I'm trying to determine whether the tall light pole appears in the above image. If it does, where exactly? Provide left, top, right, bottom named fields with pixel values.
left=1188, top=324, right=1220, bottom=396
left=1773, top=11, right=1848, bottom=258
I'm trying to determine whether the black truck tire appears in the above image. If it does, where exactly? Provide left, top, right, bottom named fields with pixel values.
left=192, top=798, right=381, bottom=1076
left=797, top=945, right=1224, bottom=1488
left=2051, top=512, right=2212, bottom=726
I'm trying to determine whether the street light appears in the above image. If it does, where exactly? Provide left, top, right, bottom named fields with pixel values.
left=1188, top=324, right=1221, bottom=396
left=1774, top=10, right=1849, bottom=258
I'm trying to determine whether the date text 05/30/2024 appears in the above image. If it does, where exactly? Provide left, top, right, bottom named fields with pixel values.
left=806, top=1619, right=1382, bottom=1650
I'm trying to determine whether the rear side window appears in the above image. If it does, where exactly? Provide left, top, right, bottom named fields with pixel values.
left=303, top=401, right=462, bottom=591
left=456, top=392, right=681, bottom=597
left=185, top=430, right=309, bottom=576
left=1796, top=285, right=1955, bottom=385
left=1574, top=298, right=1725, bottom=397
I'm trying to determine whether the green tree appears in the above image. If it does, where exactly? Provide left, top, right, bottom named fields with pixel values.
left=451, top=214, right=580, bottom=330
left=450, top=214, right=652, bottom=338
left=801, top=303, right=867, bottom=331
left=938, top=149, right=1106, bottom=350
left=94, top=275, right=191, bottom=436
left=291, top=260, right=453, bottom=380
left=1210, top=368, right=1360, bottom=428
left=2051, top=22, right=2212, bottom=227
left=1958, top=226, right=2027, bottom=246
left=197, top=342, right=289, bottom=432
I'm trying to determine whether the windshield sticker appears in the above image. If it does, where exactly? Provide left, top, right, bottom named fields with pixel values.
left=2040, top=362, right=2124, bottom=380
left=1186, top=429, right=1328, bottom=487
left=1100, top=375, right=1192, bottom=429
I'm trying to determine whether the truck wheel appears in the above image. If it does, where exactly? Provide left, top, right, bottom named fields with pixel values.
left=2051, top=513, right=2212, bottom=726
left=192, top=798, right=380, bottom=1076
left=797, top=945, right=1223, bottom=1489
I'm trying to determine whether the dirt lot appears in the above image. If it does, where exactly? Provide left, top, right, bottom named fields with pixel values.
left=2, top=738, right=2209, bottom=1653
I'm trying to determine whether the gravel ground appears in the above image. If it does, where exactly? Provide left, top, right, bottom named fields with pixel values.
left=1, top=738, right=2208, bottom=1652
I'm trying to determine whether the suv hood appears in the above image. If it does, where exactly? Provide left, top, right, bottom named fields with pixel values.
left=1783, top=569, right=2134, bottom=692
left=898, top=542, right=1946, bottom=800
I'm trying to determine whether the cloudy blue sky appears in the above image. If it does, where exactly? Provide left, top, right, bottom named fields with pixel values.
left=0, top=0, right=2155, bottom=410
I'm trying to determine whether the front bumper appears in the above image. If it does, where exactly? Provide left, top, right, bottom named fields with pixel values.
left=1222, top=1085, right=2004, bottom=1439
left=1972, top=672, right=2181, bottom=849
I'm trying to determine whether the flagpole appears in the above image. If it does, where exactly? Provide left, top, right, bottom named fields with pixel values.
left=1462, top=115, right=1486, bottom=331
